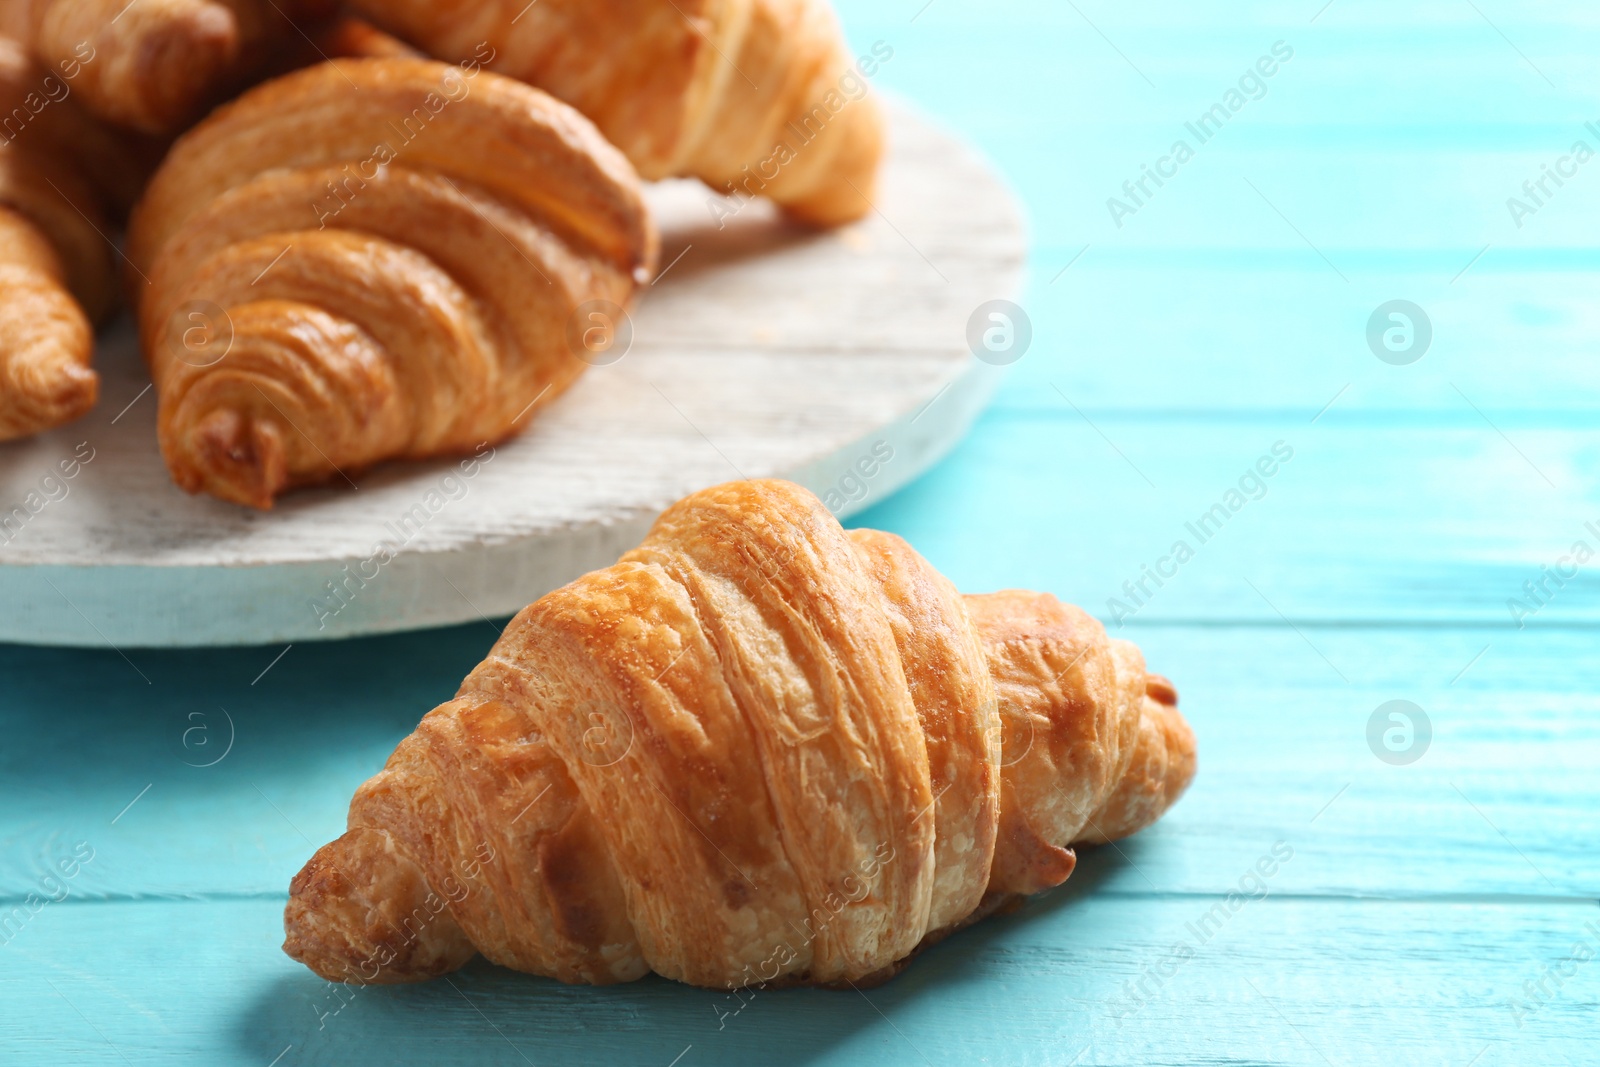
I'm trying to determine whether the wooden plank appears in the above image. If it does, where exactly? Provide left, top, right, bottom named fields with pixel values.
left=6, top=402, right=1596, bottom=653
left=2, top=893, right=1593, bottom=1065
left=5, top=0, right=1599, bottom=1064
left=4, top=625, right=1594, bottom=904
left=859, top=413, right=1600, bottom=624
left=845, top=4, right=1600, bottom=413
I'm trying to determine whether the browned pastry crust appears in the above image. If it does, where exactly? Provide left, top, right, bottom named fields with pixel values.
left=126, top=58, right=656, bottom=508
left=345, top=0, right=886, bottom=226
left=0, top=205, right=94, bottom=441
left=284, top=480, right=1197, bottom=989
left=4, top=0, right=335, bottom=135
left=0, top=37, right=153, bottom=440
left=308, top=14, right=422, bottom=60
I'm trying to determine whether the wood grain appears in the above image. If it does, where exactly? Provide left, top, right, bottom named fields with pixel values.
left=3, top=893, right=1594, bottom=1066
left=4, top=0, right=1599, bottom=1064
left=3, top=626, right=1594, bottom=903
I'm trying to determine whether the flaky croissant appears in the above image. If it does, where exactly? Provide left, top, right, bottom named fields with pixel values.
left=284, top=480, right=1196, bottom=989
left=125, top=58, right=655, bottom=508
left=2, top=0, right=334, bottom=135
left=0, top=38, right=154, bottom=440
left=345, top=0, right=885, bottom=226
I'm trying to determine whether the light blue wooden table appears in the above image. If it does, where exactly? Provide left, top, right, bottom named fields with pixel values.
left=4, top=1, right=1597, bottom=1063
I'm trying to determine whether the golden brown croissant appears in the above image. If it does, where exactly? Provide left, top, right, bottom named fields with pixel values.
left=125, top=57, right=656, bottom=508
left=0, top=206, right=93, bottom=441
left=2, top=0, right=335, bottom=135
left=344, top=0, right=886, bottom=226
left=308, top=14, right=423, bottom=61
left=284, top=480, right=1196, bottom=990
left=0, top=37, right=154, bottom=440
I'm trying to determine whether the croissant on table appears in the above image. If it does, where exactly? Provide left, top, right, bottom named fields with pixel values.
left=284, top=480, right=1197, bottom=989
left=0, top=38, right=153, bottom=441
left=0, top=0, right=336, bottom=135
left=346, top=0, right=886, bottom=226
left=125, top=57, right=656, bottom=508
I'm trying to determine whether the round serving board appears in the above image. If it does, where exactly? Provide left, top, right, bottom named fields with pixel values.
left=0, top=99, right=1025, bottom=648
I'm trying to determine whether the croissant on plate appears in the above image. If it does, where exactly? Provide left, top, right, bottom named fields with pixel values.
left=125, top=58, right=656, bottom=508
left=284, top=479, right=1197, bottom=989
left=0, top=38, right=154, bottom=440
left=346, top=0, right=886, bottom=226
left=1, top=0, right=336, bottom=135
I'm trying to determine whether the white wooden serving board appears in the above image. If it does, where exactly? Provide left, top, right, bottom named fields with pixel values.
left=0, top=99, right=1024, bottom=647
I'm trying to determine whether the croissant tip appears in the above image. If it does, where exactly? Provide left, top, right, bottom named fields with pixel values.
left=138, top=2, right=241, bottom=64
left=123, top=4, right=242, bottom=133
left=180, top=407, right=289, bottom=509
left=285, top=828, right=477, bottom=985
left=0, top=356, right=99, bottom=439
left=284, top=854, right=379, bottom=985
left=58, top=367, right=98, bottom=423
left=780, top=181, right=878, bottom=228
left=1145, top=674, right=1178, bottom=707
left=775, top=102, right=886, bottom=228
left=42, top=362, right=99, bottom=415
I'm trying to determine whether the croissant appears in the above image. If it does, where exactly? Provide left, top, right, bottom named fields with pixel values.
left=125, top=58, right=656, bottom=508
left=284, top=480, right=1196, bottom=989
left=344, top=0, right=885, bottom=226
left=2, top=0, right=335, bottom=135
left=0, top=38, right=154, bottom=440
left=308, top=14, right=423, bottom=61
